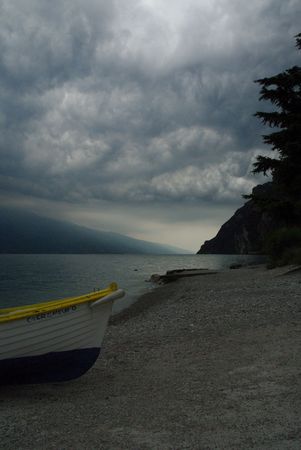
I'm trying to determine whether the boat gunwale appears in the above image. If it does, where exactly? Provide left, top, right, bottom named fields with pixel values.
left=0, top=283, right=119, bottom=324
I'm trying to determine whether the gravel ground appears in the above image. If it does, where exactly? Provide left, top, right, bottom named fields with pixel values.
left=0, top=265, right=300, bottom=449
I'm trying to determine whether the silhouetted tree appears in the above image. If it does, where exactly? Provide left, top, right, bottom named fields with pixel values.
left=246, top=33, right=301, bottom=224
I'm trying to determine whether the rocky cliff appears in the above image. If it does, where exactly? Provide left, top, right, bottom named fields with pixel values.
left=197, top=183, right=279, bottom=255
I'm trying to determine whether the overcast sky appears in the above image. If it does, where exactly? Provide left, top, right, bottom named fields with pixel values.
left=0, top=0, right=300, bottom=251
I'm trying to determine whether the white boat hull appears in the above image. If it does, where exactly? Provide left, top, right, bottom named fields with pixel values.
left=0, top=288, right=124, bottom=384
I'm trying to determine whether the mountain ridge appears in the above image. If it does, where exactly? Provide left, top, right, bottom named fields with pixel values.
left=0, top=207, right=188, bottom=254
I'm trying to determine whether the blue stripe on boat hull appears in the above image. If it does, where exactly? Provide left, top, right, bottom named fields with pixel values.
left=0, top=348, right=100, bottom=384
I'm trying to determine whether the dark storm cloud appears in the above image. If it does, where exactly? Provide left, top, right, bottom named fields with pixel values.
left=0, top=0, right=300, bottom=208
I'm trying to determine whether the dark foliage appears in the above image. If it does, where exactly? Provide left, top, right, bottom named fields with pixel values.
left=245, top=33, right=301, bottom=226
left=264, top=227, right=301, bottom=267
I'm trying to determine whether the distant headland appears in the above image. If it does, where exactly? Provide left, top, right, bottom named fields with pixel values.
left=0, top=207, right=188, bottom=255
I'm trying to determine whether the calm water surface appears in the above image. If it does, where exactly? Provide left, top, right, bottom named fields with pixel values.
left=0, top=254, right=265, bottom=313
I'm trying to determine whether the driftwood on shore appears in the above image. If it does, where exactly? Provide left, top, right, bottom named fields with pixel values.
left=150, top=267, right=218, bottom=284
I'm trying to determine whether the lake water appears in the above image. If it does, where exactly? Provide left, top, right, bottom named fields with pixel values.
left=0, top=254, right=265, bottom=313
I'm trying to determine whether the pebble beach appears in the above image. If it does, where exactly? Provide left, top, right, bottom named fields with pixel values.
left=0, top=264, right=300, bottom=449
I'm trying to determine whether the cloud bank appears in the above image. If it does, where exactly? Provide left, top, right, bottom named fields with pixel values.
left=0, top=0, right=300, bottom=249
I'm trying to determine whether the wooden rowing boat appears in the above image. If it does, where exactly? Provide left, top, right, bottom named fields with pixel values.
left=0, top=283, right=124, bottom=384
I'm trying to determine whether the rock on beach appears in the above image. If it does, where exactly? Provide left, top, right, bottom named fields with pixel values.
left=0, top=265, right=300, bottom=449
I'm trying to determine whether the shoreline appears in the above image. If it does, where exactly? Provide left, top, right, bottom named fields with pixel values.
left=1, top=265, right=300, bottom=449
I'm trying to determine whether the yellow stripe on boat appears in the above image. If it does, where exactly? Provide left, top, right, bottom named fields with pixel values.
left=0, top=282, right=118, bottom=324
